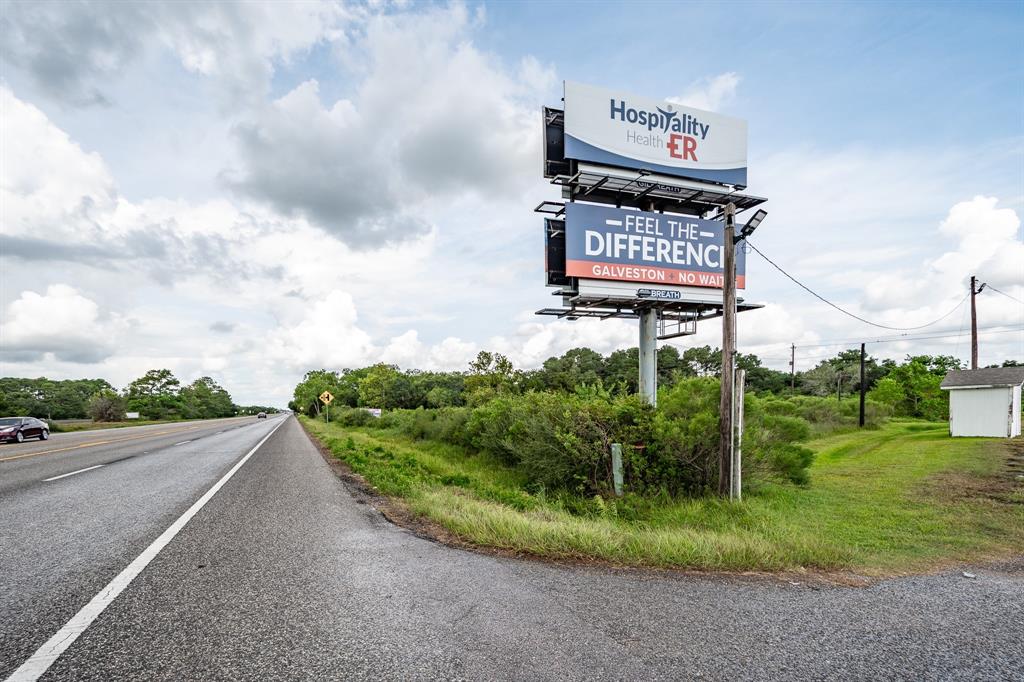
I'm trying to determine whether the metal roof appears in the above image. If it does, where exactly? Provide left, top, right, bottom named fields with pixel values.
left=940, top=367, right=1024, bottom=389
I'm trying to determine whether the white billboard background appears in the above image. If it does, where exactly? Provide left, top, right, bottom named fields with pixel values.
left=564, top=81, right=748, bottom=183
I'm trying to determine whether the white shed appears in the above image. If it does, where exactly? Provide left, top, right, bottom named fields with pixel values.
left=940, top=367, right=1024, bottom=438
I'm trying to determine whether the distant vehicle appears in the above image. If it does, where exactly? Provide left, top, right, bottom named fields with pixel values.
left=257, top=412, right=267, bottom=419
left=0, top=417, right=49, bottom=443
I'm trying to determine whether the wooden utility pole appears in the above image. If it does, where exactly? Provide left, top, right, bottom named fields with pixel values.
left=970, top=275, right=986, bottom=369
left=859, top=343, right=866, bottom=427
left=718, top=203, right=737, bottom=497
left=789, top=343, right=796, bottom=390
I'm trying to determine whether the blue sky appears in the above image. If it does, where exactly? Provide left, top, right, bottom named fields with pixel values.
left=1, top=0, right=1021, bottom=405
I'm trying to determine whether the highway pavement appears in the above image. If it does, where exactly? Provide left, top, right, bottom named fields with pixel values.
left=2, top=415, right=1021, bottom=680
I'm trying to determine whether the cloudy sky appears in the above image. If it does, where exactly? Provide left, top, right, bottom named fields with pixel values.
left=1, top=0, right=1022, bottom=406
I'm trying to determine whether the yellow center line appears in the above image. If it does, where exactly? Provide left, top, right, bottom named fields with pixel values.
left=0, top=421, right=239, bottom=464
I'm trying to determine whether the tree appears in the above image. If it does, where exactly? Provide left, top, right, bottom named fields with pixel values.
left=881, top=357, right=948, bottom=419
left=125, top=369, right=183, bottom=419
left=425, top=386, right=459, bottom=407
left=292, top=369, right=343, bottom=416
left=358, top=364, right=402, bottom=408
left=537, top=347, right=604, bottom=392
left=656, top=346, right=683, bottom=387
left=465, top=351, right=520, bottom=397
left=603, top=348, right=640, bottom=393
left=87, top=389, right=126, bottom=422
left=800, top=362, right=840, bottom=398
left=180, top=377, right=235, bottom=419
left=867, top=376, right=903, bottom=411
left=681, top=345, right=721, bottom=377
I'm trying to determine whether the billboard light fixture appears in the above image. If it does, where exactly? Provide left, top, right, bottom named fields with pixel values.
left=735, top=209, right=767, bottom=243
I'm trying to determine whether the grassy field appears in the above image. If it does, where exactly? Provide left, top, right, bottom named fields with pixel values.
left=302, top=417, right=1024, bottom=574
left=51, top=419, right=182, bottom=432
left=51, top=416, right=253, bottom=432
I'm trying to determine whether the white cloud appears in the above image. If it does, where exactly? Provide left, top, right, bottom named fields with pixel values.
left=1, top=0, right=350, bottom=108
left=669, top=72, right=740, bottom=112
left=263, top=290, right=375, bottom=369
left=0, top=86, right=116, bottom=238
left=0, top=285, right=123, bottom=363
left=225, top=3, right=554, bottom=246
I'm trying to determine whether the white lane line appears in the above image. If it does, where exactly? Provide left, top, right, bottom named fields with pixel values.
left=173, top=440, right=191, bottom=446
left=6, top=417, right=289, bottom=682
left=43, top=465, right=105, bottom=482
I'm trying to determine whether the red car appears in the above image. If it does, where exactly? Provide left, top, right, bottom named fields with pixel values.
left=0, top=417, right=50, bottom=443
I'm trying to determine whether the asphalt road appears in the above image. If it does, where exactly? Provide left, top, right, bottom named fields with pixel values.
left=2, top=416, right=1021, bottom=681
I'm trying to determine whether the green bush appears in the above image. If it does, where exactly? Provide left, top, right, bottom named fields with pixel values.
left=329, top=407, right=376, bottom=427
left=382, top=407, right=473, bottom=446
left=330, top=379, right=823, bottom=499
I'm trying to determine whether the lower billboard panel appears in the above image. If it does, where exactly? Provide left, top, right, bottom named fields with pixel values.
left=565, top=202, right=745, bottom=290
left=576, top=278, right=724, bottom=305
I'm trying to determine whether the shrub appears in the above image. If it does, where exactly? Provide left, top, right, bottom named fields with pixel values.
left=87, top=389, right=126, bottom=422
left=330, top=380, right=822, bottom=498
left=382, top=407, right=473, bottom=447
left=330, top=407, right=375, bottom=427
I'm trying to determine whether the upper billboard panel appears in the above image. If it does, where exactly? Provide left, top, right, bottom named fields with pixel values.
left=563, top=81, right=748, bottom=188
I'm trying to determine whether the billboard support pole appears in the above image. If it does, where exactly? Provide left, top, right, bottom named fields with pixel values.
left=639, top=309, right=658, bottom=406
left=718, top=203, right=737, bottom=497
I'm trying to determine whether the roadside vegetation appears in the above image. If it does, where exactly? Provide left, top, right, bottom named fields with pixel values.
left=304, top=416, right=1023, bottom=573
left=295, top=346, right=1022, bottom=574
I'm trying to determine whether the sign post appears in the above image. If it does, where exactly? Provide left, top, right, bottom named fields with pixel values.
left=319, top=391, right=334, bottom=423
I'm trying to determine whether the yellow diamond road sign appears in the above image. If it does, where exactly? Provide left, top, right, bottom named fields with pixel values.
left=319, top=391, right=334, bottom=405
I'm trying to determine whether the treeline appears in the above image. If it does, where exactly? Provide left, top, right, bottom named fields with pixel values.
left=291, top=346, right=1002, bottom=421
left=1, top=370, right=249, bottom=422
left=0, top=378, right=114, bottom=420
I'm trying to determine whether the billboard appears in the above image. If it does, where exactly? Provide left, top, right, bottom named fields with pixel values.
left=563, top=81, right=747, bottom=188
left=565, top=203, right=745, bottom=289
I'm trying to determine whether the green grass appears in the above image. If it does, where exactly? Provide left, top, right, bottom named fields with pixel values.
left=50, top=416, right=249, bottom=432
left=50, top=419, right=179, bottom=432
left=302, top=417, right=1024, bottom=574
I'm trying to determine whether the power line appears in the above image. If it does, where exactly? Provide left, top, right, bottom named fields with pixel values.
left=784, top=328, right=1023, bottom=371
left=987, top=285, right=1024, bottom=306
left=954, top=287, right=971, bottom=360
left=740, top=322, right=1020, bottom=353
left=745, top=239, right=969, bottom=331
left=864, top=326, right=1023, bottom=345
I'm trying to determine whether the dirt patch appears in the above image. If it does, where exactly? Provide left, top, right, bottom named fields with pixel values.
left=922, top=471, right=1022, bottom=505
left=919, top=440, right=1024, bottom=505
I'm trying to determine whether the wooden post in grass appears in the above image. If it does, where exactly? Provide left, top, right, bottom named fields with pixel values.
left=732, top=369, right=745, bottom=500
left=611, top=443, right=624, bottom=497
left=859, top=343, right=866, bottom=427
